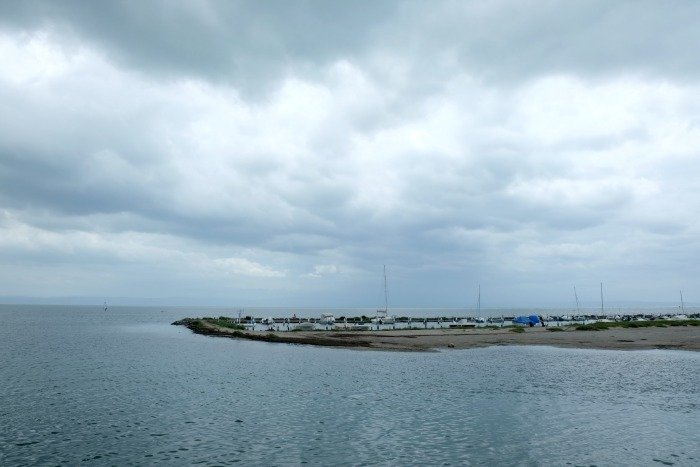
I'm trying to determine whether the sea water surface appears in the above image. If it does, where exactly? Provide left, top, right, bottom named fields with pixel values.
left=1, top=305, right=698, bottom=466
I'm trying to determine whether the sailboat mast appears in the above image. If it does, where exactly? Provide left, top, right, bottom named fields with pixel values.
left=383, top=265, right=388, bottom=312
left=600, top=283, right=604, bottom=315
left=680, top=290, right=685, bottom=313
left=574, top=286, right=580, bottom=314
left=477, top=284, right=481, bottom=314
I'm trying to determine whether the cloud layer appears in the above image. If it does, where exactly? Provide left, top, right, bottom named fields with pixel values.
left=1, top=1, right=699, bottom=307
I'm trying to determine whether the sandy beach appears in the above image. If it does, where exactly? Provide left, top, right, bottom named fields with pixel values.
left=175, top=319, right=700, bottom=351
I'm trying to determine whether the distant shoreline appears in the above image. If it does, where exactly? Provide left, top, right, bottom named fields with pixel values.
left=173, top=318, right=700, bottom=352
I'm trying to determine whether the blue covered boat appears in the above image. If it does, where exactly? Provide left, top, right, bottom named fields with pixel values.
left=512, top=315, right=540, bottom=326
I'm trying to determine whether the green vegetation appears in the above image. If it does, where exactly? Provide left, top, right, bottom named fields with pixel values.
left=509, top=327, right=525, bottom=333
left=202, top=317, right=245, bottom=330
left=575, top=322, right=612, bottom=331
left=575, top=319, right=699, bottom=331
left=547, top=327, right=565, bottom=332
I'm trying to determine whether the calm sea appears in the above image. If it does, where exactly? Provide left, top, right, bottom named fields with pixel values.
left=1, top=305, right=698, bottom=466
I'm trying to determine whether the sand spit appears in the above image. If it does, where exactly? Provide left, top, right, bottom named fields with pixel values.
left=173, top=318, right=700, bottom=352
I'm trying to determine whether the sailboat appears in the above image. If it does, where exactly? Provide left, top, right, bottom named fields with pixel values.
left=474, top=285, right=486, bottom=323
left=676, top=291, right=688, bottom=320
left=373, top=265, right=395, bottom=325
left=680, top=291, right=686, bottom=313
left=478, top=284, right=481, bottom=314
left=573, top=285, right=588, bottom=322
left=103, top=301, right=108, bottom=312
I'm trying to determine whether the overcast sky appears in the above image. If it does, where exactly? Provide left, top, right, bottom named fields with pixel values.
left=1, top=0, right=698, bottom=308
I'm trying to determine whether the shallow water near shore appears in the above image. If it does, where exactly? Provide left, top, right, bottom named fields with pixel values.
left=1, top=305, right=698, bottom=465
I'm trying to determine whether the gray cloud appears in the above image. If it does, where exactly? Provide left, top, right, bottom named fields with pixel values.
left=0, top=0, right=699, bottom=306
left=386, top=0, right=700, bottom=82
left=2, top=1, right=698, bottom=91
left=0, top=0, right=397, bottom=96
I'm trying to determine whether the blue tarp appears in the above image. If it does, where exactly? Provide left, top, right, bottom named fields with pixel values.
left=512, top=315, right=540, bottom=325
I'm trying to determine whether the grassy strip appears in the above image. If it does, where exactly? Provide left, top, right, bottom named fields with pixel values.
left=576, top=319, right=699, bottom=331
left=201, top=316, right=246, bottom=330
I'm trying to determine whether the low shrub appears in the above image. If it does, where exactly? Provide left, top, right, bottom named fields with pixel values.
left=574, top=319, right=699, bottom=331
left=203, top=317, right=245, bottom=330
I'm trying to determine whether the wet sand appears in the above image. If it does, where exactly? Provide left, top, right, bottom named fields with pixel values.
left=176, top=319, right=700, bottom=352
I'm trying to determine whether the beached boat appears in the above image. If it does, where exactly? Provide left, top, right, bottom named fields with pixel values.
left=319, top=313, right=335, bottom=325
left=512, top=315, right=540, bottom=326
left=449, top=319, right=476, bottom=329
left=294, top=322, right=315, bottom=331
left=372, top=313, right=396, bottom=325
left=333, top=322, right=372, bottom=330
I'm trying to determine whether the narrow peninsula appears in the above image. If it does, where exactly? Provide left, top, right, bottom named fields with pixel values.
left=173, top=317, right=700, bottom=352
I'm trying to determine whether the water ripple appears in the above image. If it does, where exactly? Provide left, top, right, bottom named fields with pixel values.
left=1, top=306, right=698, bottom=465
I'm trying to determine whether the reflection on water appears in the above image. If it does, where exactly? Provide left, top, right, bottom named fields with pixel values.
left=1, top=305, right=698, bottom=465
